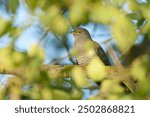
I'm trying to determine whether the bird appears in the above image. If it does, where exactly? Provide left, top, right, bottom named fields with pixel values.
left=71, top=27, right=111, bottom=67
left=70, top=27, right=137, bottom=93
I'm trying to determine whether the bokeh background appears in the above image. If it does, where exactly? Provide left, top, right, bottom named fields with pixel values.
left=0, top=0, right=150, bottom=99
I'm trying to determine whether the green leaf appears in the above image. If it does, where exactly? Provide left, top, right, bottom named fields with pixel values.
left=86, top=57, right=106, bottom=82
left=25, top=0, right=37, bottom=11
left=39, top=6, right=69, bottom=35
left=8, top=0, right=19, bottom=13
left=90, top=4, right=114, bottom=24
left=127, top=13, right=142, bottom=20
left=69, top=0, right=89, bottom=26
left=111, top=14, right=137, bottom=53
left=0, top=18, right=12, bottom=36
left=71, top=66, right=90, bottom=87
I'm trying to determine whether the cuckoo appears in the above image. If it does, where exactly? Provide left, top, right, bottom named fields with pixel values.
left=70, top=28, right=137, bottom=92
left=71, top=27, right=111, bottom=67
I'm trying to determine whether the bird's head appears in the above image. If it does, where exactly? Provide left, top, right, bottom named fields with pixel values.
left=70, top=27, right=91, bottom=40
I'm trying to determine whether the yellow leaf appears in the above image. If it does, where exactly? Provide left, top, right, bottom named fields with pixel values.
left=111, top=13, right=137, bottom=53
left=28, top=44, right=45, bottom=59
left=86, top=57, right=106, bottom=82
left=53, top=89, right=71, bottom=100
left=71, top=66, right=90, bottom=87
left=69, top=0, right=88, bottom=25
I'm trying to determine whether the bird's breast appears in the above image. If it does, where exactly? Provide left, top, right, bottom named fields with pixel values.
left=74, top=39, right=97, bottom=66
left=76, top=52, right=96, bottom=66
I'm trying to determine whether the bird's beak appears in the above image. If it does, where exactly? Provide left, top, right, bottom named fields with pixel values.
left=69, top=30, right=77, bottom=35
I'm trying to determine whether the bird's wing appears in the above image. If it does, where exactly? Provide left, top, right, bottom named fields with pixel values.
left=93, top=41, right=111, bottom=66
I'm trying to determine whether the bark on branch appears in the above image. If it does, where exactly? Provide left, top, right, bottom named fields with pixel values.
left=0, top=64, right=137, bottom=93
left=0, top=64, right=120, bottom=79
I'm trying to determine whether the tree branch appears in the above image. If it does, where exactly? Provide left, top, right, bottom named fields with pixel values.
left=0, top=64, right=125, bottom=79
left=0, top=64, right=137, bottom=93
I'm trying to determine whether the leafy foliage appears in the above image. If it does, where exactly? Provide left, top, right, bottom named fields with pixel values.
left=0, top=0, right=150, bottom=100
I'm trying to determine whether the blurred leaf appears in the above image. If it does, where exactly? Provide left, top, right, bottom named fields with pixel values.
left=25, top=0, right=37, bottom=11
left=141, top=20, right=150, bottom=34
left=131, top=55, right=150, bottom=98
left=26, top=0, right=68, bottom=11
left=7, top=77, right=23, bottom=99
left=41, top=87, right=52, bottom=99
left=28, top=84, right=44, bottom=99
left=69, top=0, right=89, bottom=26
left=140, top=3, right=150, bottom=19
left=0, top=17, right=12, bottom=36
left=70, top=88, right=83, bottom=99
left=131, top=55, right=150, bottom=81
left=128, top=1, right=140, bottom=12
left=0, top=87, right=5, bottom=99
left=0, top=47, right=15, bottom=69
left=9, top=27, right=23, bottom=38
left=39, top=5, right=69, bottom=35
left=128, top=0, right=150, bottom=20
left=8, top=0, right=19, bottom=13
left=90, top=4, right=114, bottom=24
left=86, top=57, right=106, bottom=82
left=127, top=12, right=142, bottom=20
left=90, top=3, right=137, bottom=53
left=109, top=0, right=126, bottom=5
left=137, top=17, right=146, bottom=27
left=101, top=79, right=124, bottom=94
left=71, top=66, right=90, bottom=87
left=111, top=13, right=137, bottom=53
left=28, top=44, right=45, bottom=60
left=53, top=89, right=71, bottom=100
left=0, top=45, right=28, bottom=69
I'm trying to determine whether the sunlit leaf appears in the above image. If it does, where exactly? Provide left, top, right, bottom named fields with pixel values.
left=130, top=55, right=150, bottom=98
left=39, top=5, right=69, bottom=35
left=101, top=79, right=124, bottom=94
left=90, top=4, right=113, bottom=24
left=7, top=77, right=23, bottom=99
left=128, top=1, right=139, bottom=12
left=111, top=13, right=137, bottom=53
left=86, top=57, right=106, bottom=82
left=0, top=87, right=5, bottom=99
left=131, top=55, right=150, bottom=81
left=41, top=87, right=52, bottom=99
left=28, top=44, right=45, bottom=60
left=109, top=0, right=126, bottom=5
left=0, top=47, right=14, bottom=69
left=71, top=66, right=90, bottom=87
left=69, top=0, right=89, bottom=26
left=53, top=89, right=71, bottom=100
left=71, top=88, right=83, bottom=99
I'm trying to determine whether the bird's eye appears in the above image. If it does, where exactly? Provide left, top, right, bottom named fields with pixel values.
left=78, top=31, right=81, bottom=34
